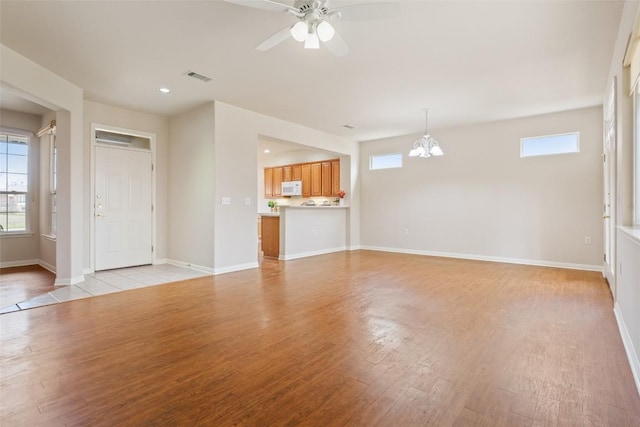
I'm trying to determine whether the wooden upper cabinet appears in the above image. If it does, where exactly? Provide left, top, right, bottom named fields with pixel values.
left=291, top=165, right=302, bottom=181
left=264, top=168, right=273, bottom=198
left=301, top=164, right=311, bottom=197
left=311, top=163, right=322, bottom=197
left=283, top=166, right=292, bottom=182
left=332, top=161, right=340, bottom=196
left=272, top=167, right=283, bottom=197
left=264, top=159, right=339, bottom=199
left=321, top=162, right=332, bottom=196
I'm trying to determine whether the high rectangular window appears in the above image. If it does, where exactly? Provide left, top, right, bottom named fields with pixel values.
left=0, top=131, right=30, bottom=233
left=520, top=132, right=580, bottom=158
left=370, top=153, right=403, bottom=170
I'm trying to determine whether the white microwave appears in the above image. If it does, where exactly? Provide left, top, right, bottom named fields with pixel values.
left=282, top=180, right=302, bottom=196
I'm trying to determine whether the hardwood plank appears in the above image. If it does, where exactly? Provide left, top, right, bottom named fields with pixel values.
left=1, top=251, right=639, bottom=426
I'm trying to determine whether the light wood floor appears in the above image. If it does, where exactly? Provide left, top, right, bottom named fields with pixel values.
left=0, top=265, right=56, bottom=308
left=1, top=251, right=638, bottom=426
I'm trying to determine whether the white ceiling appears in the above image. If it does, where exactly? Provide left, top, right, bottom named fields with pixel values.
left=0, top=1, right=624, bottom=142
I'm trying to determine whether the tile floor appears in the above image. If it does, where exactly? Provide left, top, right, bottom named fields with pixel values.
left=0, top=264, right=211, bottom=314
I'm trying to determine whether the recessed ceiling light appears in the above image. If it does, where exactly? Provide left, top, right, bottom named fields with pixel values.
left=264, top=149, right=271, bottom=154
left=159, top=87, right=171, bottom=94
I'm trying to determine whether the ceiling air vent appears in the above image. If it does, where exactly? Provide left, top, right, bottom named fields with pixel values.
left=184, top=70, right=212, bottom=82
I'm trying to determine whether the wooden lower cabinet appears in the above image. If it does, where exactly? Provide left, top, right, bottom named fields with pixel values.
left=261, top=216, right=279, bottom=258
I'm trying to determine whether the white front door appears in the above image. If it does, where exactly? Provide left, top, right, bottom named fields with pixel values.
left=95, top=145, right=152, bottom=271
left=603, top=78, right=616, bottom=294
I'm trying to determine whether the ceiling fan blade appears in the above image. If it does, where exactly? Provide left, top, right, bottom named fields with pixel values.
left=323, top=31, right=349, bottom=57
left=256, top=25, right=292, bottom=51
left=335, top=2, right=401, bottom=21
left=224, top=0, right=297, bottom=14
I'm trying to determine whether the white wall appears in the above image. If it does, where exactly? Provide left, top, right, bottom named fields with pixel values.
left=360, top=106, right=603, bottom=269
left=83, top=100, right=169, bottom=271
left=1, top=44, right=84, bottom=285
left=167, top=102, right=216, bottom=270
left=605, top=0, right=640, bottom=394
left=0, top=109, right=42, bottom=266
left=279, top=207, right=347, bottom=260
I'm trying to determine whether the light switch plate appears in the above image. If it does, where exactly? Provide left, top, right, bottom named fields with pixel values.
left=244, top=197, right=251, bottom=206
left=221, top=197, right=231, bottom=205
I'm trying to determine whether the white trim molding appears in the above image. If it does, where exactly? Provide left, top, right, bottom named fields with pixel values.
left=359, top=246, right=603, bottom=272
left=0, top=259, right=40, bottom=269
left=167, top=259, right=214, bottom=275
left=54, top=274, right=85, bottom=286
left=279, top=246, right=347, bottom=261
left=614, top=303, right=640, bottom=396
left=213, top=262, right=259, bottom=275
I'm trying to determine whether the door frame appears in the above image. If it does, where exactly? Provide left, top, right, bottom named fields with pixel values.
left=90, top=123, right=157, bottom=273
left=603, top=78, right=617, bottom=297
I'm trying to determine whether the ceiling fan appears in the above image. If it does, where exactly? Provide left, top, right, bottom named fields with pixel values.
left=224, top=0, right=400, bottom=57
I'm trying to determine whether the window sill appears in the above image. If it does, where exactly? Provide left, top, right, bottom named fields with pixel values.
left=42, top=234, right=57, bottom=242
left=0, top=232, right=34, bottom=239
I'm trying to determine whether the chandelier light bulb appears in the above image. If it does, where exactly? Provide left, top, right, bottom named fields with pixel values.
left=290, top=21, right=308, bottom=42
left=317, top=21, right=335, bottom=42
left=304, top=32, right=320, bottom=49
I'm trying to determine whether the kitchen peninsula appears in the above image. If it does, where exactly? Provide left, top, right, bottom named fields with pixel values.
left=260, top=205, right=348, bottom=260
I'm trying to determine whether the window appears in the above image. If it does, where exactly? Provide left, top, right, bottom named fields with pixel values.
left=370, top=153, right=403, bottom=170
left=0, top=130, right=30, bottom=233
left=49, top=133, right=57, bottom=236
left=520, top=132, right=580, bottom=158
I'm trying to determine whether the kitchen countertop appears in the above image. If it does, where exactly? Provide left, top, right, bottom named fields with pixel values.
left=284, top=205, right=349, bottom=209
left=259, top=212, right=280, bottom=217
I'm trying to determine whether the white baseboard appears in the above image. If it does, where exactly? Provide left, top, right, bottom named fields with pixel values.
left=54, top=274, right=85, bottom=286
left=359, top=246, right=603, bottom=272
left=167, top=259, right=214, bottom=274
left=279, top=246, right=347, bottom=261
left=213, top=262, right=259, bottom=275
left=0, top=259, right=39, bottom=269
left=39, top=260, right=56, bottom=274
left=614, top=303, right=640, bottom=397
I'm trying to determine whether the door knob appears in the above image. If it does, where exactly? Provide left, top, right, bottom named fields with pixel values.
left=96, top=213, right=105, bottom=218
left=603, top=214, right=610, bottom=219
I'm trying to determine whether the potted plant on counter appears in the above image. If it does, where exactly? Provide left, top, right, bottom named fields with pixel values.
left=268, top=200, right=278, bottom=212
left=336, top=190, right=346, bottom=206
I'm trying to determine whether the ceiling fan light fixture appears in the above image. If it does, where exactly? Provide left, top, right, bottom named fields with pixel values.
left=304, top=32, right=320, bottom=49
left=290, top=21, right=308, bottom=42
left=317, top=20, right=335, bottom=42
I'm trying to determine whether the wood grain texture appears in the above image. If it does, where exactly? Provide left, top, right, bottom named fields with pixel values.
left=0, top=265, right=55, bottom=308
left=1, top=251, right=639, bottom=426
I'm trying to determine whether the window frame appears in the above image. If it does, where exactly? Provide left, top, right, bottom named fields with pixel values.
left=369, top=153, right=403, bottom=170
left=0, top=127, right=32, bottom=236
left=520, top=131, right=580, bottom=158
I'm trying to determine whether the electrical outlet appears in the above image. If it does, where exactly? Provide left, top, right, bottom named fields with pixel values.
left=244, top=197, right=251, bottom=206
left=584, top=236, right=591, bottom=244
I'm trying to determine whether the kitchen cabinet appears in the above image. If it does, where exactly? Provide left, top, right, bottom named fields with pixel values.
left=261, top=215, right=279, bottom=258
left=292, top=165, right=302, bottom=181
left=311, top=163, right=322, bottom=197
left=321, top=162, right=332, bottom=196
left=272, top=167, right=283, bottom=197
left=301, top=164, right=311, bottom=197
left=264, top=168, right=273, bottom=198
left=264, top=159, right=340, bottom=198
left=332, top=161, right=341, bottom=196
